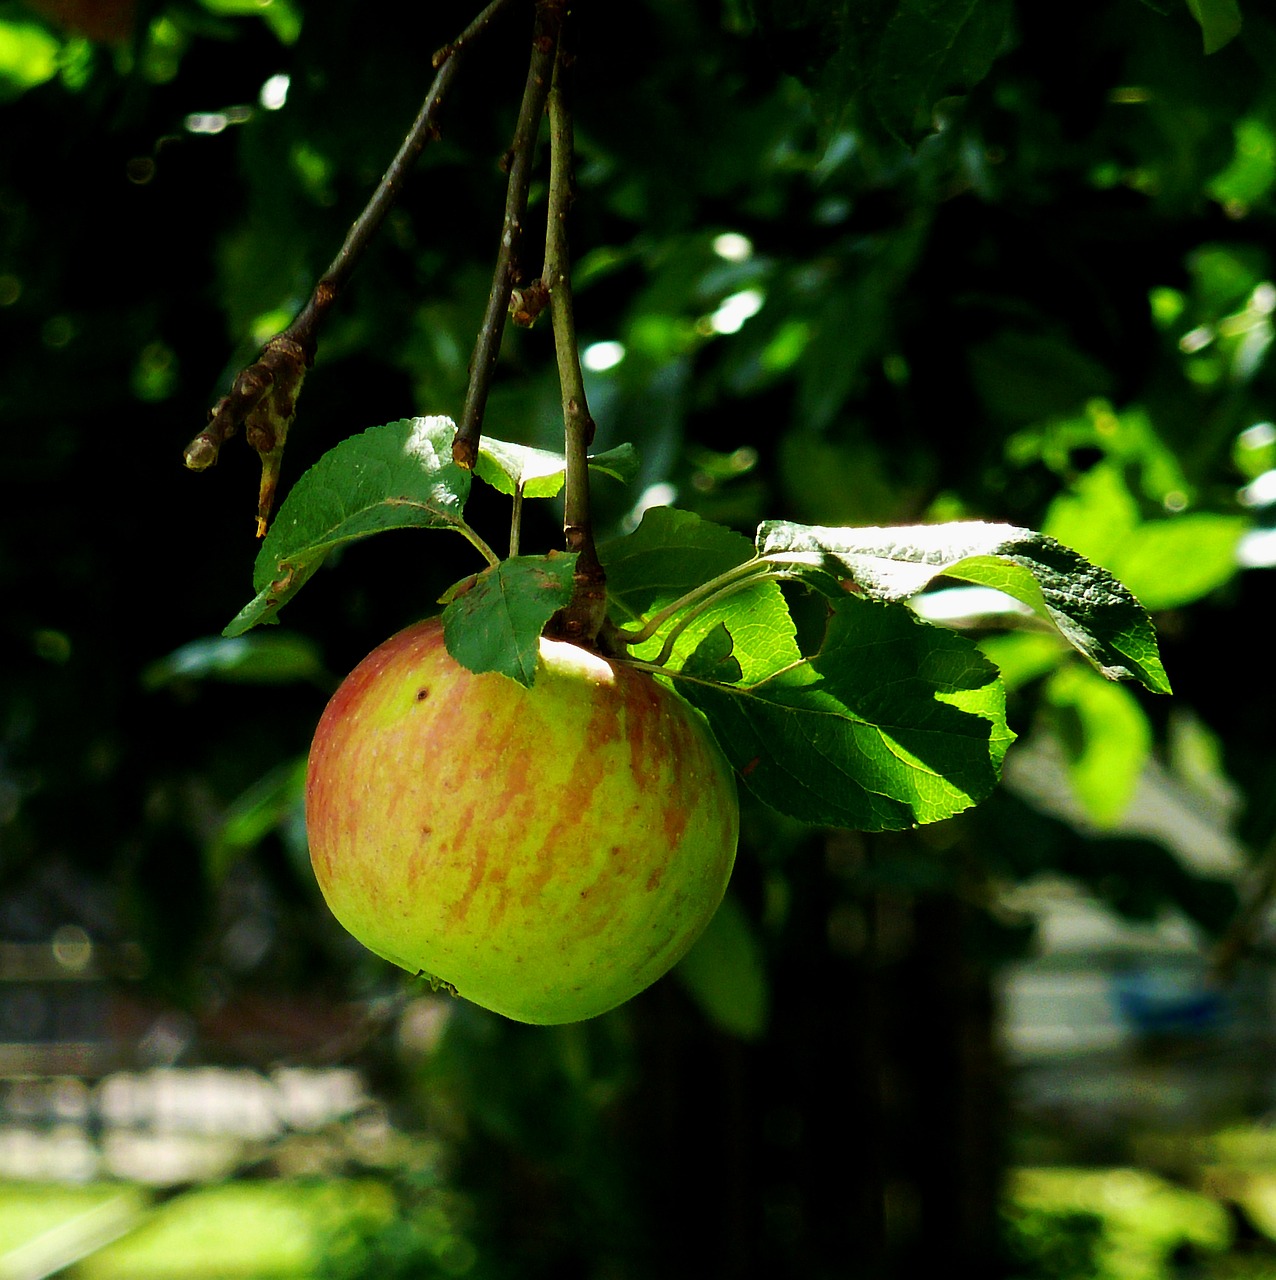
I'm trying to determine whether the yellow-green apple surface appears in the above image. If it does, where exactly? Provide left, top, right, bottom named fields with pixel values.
left=305, top=617, right=739, bottom=1024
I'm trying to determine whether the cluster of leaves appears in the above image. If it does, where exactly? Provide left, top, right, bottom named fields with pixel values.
left=224, top=413, right=1166, bottom=835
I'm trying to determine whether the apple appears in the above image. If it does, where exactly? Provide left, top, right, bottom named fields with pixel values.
left=304, top=616, right=739, bottom=1024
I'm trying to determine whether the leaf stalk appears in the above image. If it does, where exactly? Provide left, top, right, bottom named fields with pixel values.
left=612, top=557, right=773, bottom=648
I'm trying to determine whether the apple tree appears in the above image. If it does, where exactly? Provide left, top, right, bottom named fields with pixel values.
left=2, top=0, right=1273, bottom=1274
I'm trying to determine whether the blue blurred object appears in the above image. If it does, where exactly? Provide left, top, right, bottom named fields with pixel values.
left=1110, top=968, right=1231, bottom=1037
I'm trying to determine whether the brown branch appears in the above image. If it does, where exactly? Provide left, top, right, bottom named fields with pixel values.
left=451, top=0, right=565, bottom=470
left=541, top=24, right=608, bottom=647
left=183, top=0, right=524, bottom=533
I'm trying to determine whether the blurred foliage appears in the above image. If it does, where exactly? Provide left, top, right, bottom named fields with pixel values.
left=3, top=0, right=1276, bottom=1274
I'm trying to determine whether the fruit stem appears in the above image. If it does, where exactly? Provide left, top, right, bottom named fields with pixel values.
left=543, top=24, right=608, bottom=646
left=452, top=0, right=563, bottom=470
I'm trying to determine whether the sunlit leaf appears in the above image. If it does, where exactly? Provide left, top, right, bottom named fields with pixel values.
left=1043, top=464, right=1246, bottom=610
left=0, top=19, right=60, bottom=99
left=601, top=507, right=800, bottom=683
left=474, top=438, right=640, bottom=498
left=224, top=416, right=472, bottom=636
left=978, top=632, right=1068, bottom=693
left=1045, top=663, right=1152, bottom=827
left=682, top=595, right=1013, bottom=832
left=757, top=519, right=1171, bottom=693
left=143, top=633, right=327, bottom=689
left=1105, top=516, right=1246, bottom=610
left=1209, top=118, right=1276, bottom=208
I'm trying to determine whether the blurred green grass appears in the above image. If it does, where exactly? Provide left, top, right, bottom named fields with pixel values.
left=0, top=1181, right=395, bottom=1280
left=5, top=1160, right=1276, bottom=1279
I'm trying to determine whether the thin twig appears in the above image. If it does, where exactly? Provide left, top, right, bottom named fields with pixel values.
left=289, top=0, right=526, bottom=348
left=184, top=0, right=523, bottom=532
left=541, top=23, right=608, bottom=645
left=452, top=0, right=564, bottom=470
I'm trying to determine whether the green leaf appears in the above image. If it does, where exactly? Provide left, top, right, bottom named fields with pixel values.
left=441, top=553, right=579, bottom=686
left=978, top=632, right=1067, bottom=693
left=749, top=0, right=1013, bottom=143
left=601, top=507, right=800, bottom=682
left=1103, top=515, right=1246, bottom=611
left=474, top=438, right=640, bottom=498
left=1185, top=0, right=1242, bottom=54
left=143, top=632, right=327, bottom=689
left=675, top=894, right=769, bottom=1040
left=757, top=519, right=1171, bottom=694
left=224, top=417, right=473, bottom=636
left=208, top=755, right=308, bottom=884
left=1043, top=467, right=1246, bottom=612
left=0, top=18, right=60, bottom=99
left=1045, top=664, right=1153, bottom=828
left=867, top=0, right=1014, bottom=142
left=681, top=595, right=1013, bottom=832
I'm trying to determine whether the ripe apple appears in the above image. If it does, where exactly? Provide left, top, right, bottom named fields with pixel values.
left=305, top=617, right=739, bottom=1024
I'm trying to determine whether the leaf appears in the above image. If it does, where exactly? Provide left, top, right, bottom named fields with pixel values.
left=208, top=755, right=308, bottom=884
left=1045, top=664, right=1153, bottom=828
left=224, top=417, right=472, bottom=636
left=600, top=507, right=800, bottom=682
left=442, top=553, right=578, bottom=686
left=474, top=438, right=640, bottom=498
left=748, top=0, right=1014, bottom=144
left=1186, top=0, right=1243, bottom=54
left=675, top=894, right=769, bottom=1040
left=757, top=519, right=1170, bottom=694
left=978, top=632, right=1067, bottom=693
left=1102, top=515, right=1246, bottom=611
left=1043, top=467, right=1246, bottom=612
left=867, top=0, right=1014, bottom=142
left=681, top=594, right=1013, bottom=832
left=143, top=632, right=327, bottom=689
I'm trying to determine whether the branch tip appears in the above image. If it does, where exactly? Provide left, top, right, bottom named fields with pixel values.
left=186, top=0, right=521, bottom=525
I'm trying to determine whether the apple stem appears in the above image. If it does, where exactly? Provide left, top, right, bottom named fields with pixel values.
left=184, top=0, right=522, bottom=528
left=543, top=26, right=609, bottom=646
left=452, top=0, right=564, bottom=472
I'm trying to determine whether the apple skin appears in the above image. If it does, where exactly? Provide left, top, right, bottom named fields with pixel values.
left=305, top=617, right=739, bottom=1024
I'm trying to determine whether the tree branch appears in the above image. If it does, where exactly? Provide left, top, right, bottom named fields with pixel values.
left=451, top=0, right=564, bottom=470
left=541, top=25, right=608, bottom=646
left=184, top=0, right=523, bottom=534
